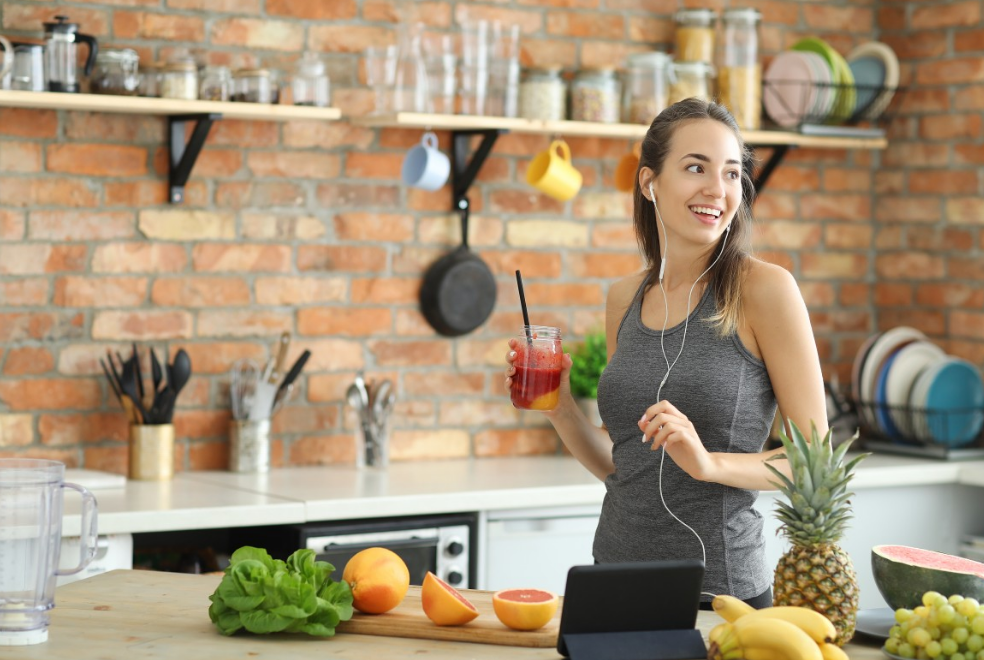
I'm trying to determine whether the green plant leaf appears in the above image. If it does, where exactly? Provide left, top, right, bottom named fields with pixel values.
left=569, top=331, right=607, bottom=399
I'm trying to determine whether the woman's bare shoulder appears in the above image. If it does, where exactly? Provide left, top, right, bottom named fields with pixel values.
left=741, top=258, right=804, bottom=319
left=607, top=271, right=648, bottom=313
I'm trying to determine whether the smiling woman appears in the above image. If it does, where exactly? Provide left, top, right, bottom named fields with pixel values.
left=503, top=98, right=829, bottom=609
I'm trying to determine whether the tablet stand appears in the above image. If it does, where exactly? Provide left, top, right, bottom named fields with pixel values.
left=562, top=628, right=708, bottom=660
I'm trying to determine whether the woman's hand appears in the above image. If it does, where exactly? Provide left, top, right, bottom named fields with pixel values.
left=503, top=338, right=574, bottom=417
left=639, top=400, right=717, bottom=482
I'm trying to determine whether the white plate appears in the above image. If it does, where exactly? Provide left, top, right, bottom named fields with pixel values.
left=860, top=327, right=926, bottom=426
left=884, top=341, right=945, bottom=441
left=853, top=332, right=881, bottom=430
left=855, top=607, right=896, bottom=639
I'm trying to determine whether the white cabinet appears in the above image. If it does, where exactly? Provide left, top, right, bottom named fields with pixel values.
left=480, top=504, right=602, bottom=594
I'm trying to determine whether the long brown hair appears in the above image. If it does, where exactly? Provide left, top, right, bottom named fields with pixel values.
left=633, top=98, right=756, bottom=336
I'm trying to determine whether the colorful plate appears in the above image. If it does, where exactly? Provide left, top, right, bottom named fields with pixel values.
left=764, top=51, right=817, bottom=128
left=792, top=37, right=855, bottom=124
left=914, top=357, right=984, bottom=447
left=847, top=41, right=900, bottom=120
left=884, top=340, right=945, bottom=442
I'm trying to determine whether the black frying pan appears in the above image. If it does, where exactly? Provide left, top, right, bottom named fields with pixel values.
left=420, top=214, right=497, bottom=337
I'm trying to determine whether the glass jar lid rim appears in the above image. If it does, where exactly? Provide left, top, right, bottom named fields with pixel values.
left=96, top=48, right=139, bottom=61
left=723, top=8, right=762, bottom=20
left=164, top=60, right=197, bottom=72
left=626, top=51, right=672, bottom=65
left=235, top=68, right=272, bottom=77
left=674, top=8, right=716, bottom=19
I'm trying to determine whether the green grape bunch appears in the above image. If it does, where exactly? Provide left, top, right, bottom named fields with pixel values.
left=884, top=591, right=984, bottom=660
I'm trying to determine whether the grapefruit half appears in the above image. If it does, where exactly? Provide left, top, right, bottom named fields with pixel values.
left=421, top=571, right=479, bottom=626
left=492, top=588, right=559, bottom=631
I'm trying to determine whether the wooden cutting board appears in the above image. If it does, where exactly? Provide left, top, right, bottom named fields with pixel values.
left=337, top=586, right=563, bottom=648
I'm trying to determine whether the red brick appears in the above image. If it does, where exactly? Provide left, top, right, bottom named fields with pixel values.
left=4, top=347, right=54, bottom=376
left=418, top=215, right=502, bottom=246
left=92, top=243, right=187, bottom=273
left=0, top=312, right=84, bottom=342
left=334, top=213, right=414, bottom=242
left=801, top=254, right=868, bottom=279
left=256, top=277, right=346, bottom=305
left=284, top=122, right=376, bottom=150
left=823, top=169, right=872, bottom=192
left=167, top=0, right=260, bottom=11
left=909, top=227, right=974, bottom=251
left=0, top=379, right=101, bottom=411
left=0, top=177, right=99, bottom=208
left=54, top=276, right=147, bottom=308
left=39, top=413, right=128, bottom=446
left=189, top=149, right=243, bottom=177
left=489, top=190, right=566, bottom=215
left=479, top=250, right=563, bottom=278
left=825, top=225, right=873, bottom=250
left=389, top=429, right=470, bottom=461
left=215, top=182, right=306, bottom=208
left=875, top=283, right=913, bottom=306
left=351, top=278, right=420, bottom=304
left=187, top=441, right=230, bottom=471
left=909, top=170, right=977, bottom=195
left=174, top=410, right=228, bottom=439
left=520, top=283, right=604, bottom=306
left=179, top=342, right=266, bottom=375
left=800, top=282, right=836, bottom=306
left=64, top=113, right=164, bottom=143
left=917, top=58, right=984, bottom=85
left=404, top=372, right=485, bottom=397
left=949, top=311, right=984, bottom=340
left=298, top=246, right=388, bottom=273
left=345, top=152, right=404, bottom=179
left=301, top=340, right=365, bottom=371
left=267, top=0, right=356, bottom=19
left=753, top=221, right=822, bottom=250
left=874, top=197, right=941, bottom=223
left=950, top=256, right=984, bottom=280
left=626, top=16, right=674, bottom=43
left=453, top=5, right=542, bottom=33
left=271, top=406, right=340, bottom=435
left=439, top=400, right=520, bottom=427
left=591, top=224, right=636, bottom=249
left=192, top=244, right=291, bottom=273
left=114, top=10, right=205, bottom=40
left=0, top=142, right=41, bottom=173
left=92, top=311, right=193, bottom=340
left=912, top=0, right=980, bottom=29
left=956, top=28, right=984, bottom=52
left=197, top=310, right=292, bottom=338
left=246, top=152, right=341, bottom=179
left=2, top=5, right=109, bottom=35
left=289, top=434, right=356, bottom=466
left=395, top=309, right=435, bottom=336
left=28, top=211, right=135, bottom=241
left=152, top=277, right=250, bottom=307
left=486, top=310, right=568, bottom=335
left=368, top=340, right=451, bottom=367
left=308, top=25, right=395, bottom=53
left=920, top=115, right=982, bottom=141
left=955, top=144, right=984, bottom=165
left=917, top=284, right=984, bottom=309
left=0, top=279, right=48, bottom=306
left=800, top=194, right=871, bottom=221
left=568, top=252, right=643, bottom=278
left=392, top=247, right=447, bottom=276
left=474, top=429, right=559, bottom=457
left=298, top=308, right=393, bottom=336
left=363, top=0, right=454, bottom=24
left=875, top=253, right=945, bottom=279
left=546, top=11, right=623, bottom=38
left=0, top=210, right=24, bottom=240
left=0, top=108, right=57, bottom=138
left=47, top=144, right=147, bottom=177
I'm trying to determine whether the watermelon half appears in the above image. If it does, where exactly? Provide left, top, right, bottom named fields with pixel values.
left=872, top=545, right=984, bottom=609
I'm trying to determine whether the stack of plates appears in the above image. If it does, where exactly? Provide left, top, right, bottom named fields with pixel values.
left=763, top=38, right=898, bottom=127
left=852, top=327, right=984, bottom=447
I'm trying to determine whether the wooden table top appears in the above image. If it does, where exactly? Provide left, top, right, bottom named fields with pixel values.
left=0, top=571, right=887, bottom=659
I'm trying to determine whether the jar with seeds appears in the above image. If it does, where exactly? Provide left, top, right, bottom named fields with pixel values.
left=519, top=66, right=566, bottom=121
left=570, top=67, right=620, bottom=123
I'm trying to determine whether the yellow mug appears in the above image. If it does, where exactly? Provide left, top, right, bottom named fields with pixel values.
left=526, top=140, right=583, bottom=202
left=614, top=145, right=641, bottom=193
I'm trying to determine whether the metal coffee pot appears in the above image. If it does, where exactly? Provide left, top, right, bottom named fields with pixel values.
left=43, top=15, right=98, bottom=93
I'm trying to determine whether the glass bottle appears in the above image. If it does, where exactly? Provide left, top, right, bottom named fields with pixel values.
left=621, top=52, right=671, bottom=124
left=292, top=52, right=330, bottom=107
left=570, top=67, right=620, bottom=123
left=519, top=66, right=566, bottom=121
left=674, top=8, right=716, bottom=63
left=719, top=8, right=762, bottom=130
left=90, top=48, right=140, bottom=96
left=199, top=65, right=232, bottom=102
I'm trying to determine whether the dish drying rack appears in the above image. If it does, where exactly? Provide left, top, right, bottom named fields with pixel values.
left=849, top=397, right=984, bottom=460
left=761, top=80, right=904, bottom=137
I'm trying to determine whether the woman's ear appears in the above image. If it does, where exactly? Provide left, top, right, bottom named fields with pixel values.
left=639, top=167, right=656, bottom=199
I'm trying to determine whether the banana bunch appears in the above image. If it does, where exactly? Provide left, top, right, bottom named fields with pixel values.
left=707, top=595, right=848, bottom=660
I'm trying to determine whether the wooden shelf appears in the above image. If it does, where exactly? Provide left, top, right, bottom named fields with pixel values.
left=0, top=89, right=341, bottom=122
left=353, top=112, right=888, bottom=150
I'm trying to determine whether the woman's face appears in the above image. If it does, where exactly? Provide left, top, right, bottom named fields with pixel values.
left=643, top=118, right=743, bottom=244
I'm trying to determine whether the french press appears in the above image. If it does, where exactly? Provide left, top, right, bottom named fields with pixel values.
left=44, top=15, right=98, bottom=93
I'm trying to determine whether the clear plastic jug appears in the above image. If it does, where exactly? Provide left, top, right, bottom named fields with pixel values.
left=0, top=459, right=97, bottom=645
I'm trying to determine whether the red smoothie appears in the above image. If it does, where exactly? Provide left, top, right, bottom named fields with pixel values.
left=511, top=327, right=563, bottom=411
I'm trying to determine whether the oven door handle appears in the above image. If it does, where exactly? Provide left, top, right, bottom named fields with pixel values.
left=318, top=537, right=438, bottom=553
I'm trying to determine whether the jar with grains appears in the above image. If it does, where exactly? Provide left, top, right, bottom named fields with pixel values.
left=668, top=60, right=715, bottom=106
left=90, top=48, right=140, bottom=96
left=621, top=51, right=671, bottom=124
left=199, top=65, right=232, bottom=102
left=161, top=55, right=198, bottom=100
left=674, top=8, right=716, bottom=63
left=232, top=69, right=279, bottom=104
left=519, top=66, right=566, bottom=121
left=138, top=62, right=162, bottom=97
left=719, top=8, right=762, bottom=129
left=570, top=67, right=620, bottom=123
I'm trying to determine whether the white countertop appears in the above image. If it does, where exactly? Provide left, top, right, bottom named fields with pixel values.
left=61, top=453, right=984, bottom=536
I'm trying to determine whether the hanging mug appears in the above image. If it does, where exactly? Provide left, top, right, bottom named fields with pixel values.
left=614, top=143, right=641, bottom=193
left=401, top=131, right=450, bottom=191
left=526, top=139, right=582, bottom=202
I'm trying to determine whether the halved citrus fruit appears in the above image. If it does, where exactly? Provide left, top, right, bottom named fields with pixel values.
left=421, top=571, right=479, bottom=626
left=492, top=588, right=559, bottom=631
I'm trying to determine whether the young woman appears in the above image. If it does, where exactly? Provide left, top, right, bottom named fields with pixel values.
left=504, top=98, right=828, bottom=608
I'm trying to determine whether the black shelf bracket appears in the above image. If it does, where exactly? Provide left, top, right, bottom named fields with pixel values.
left=451, top=129, right=505, bottom=227
left=751, top=144, right=792, bottom=195
left=169, top=113, right=221, bottom=204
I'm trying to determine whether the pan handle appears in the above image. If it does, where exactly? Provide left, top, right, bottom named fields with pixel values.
left=459, top=206, right=469, bottom=250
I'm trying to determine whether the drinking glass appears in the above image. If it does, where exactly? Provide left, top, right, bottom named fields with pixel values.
left=511, top=326, right=563, bottom=411
left=365, top=44, right=397, bottom=115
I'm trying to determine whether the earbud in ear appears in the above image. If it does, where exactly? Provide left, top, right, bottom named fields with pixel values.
left=648, top=181, right=655, bottom=201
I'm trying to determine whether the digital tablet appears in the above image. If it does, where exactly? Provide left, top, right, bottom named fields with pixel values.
left=557, top=559, right=706, bottom=660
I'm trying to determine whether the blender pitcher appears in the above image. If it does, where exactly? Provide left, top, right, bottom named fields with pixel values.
left=0, top=459, right=98, bottom=646
left=44, top=15, right=98, bottom=93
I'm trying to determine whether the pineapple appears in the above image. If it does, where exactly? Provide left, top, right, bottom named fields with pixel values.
left=765, top=421, right=869, bottom=646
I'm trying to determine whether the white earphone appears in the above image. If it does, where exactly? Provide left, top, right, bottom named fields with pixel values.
left=645, top=176, right=731, bottom=575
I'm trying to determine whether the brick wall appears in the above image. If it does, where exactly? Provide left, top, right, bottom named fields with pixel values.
left=0, top=0, right=979, bottom=473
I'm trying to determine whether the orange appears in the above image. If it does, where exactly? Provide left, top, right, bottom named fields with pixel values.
left=492, top=588, right=559, bottom=631
left=342, top=547, right=410, bottom=614
left=421, top=571, right=479, bottom=626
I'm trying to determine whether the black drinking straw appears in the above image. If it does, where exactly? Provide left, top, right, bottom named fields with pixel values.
left=515, top=270, right=533, bottom=345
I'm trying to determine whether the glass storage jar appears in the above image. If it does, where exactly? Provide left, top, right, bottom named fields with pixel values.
left=519, top=66, right=566, bottom=121
left=570, top=67, right=620, bottom=123
left=138, top=62, right=162, bottom=97
left=621, top=51, right=671, bottom=124
left=668, top=60, right=715, bottom=106
left=292, top=52, right=330, bottom=107
left=674, top=8, right=716, bottom=63
left=719, top=8, right=762, bottom=129
left=199, top=65, right=232, bottom=102
left=232, top=68, right=279, bottom=104
left=90, top=48, right=140, bottom=96
left=161, top=55, right=198, bottom=100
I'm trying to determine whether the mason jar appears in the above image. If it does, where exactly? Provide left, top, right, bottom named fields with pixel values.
left=621, top=51, right=671, bottom=124
left=510, top=326, right=563, bottom=411
left=161, top=56, right=198, bottom=100
left=90, top=48, right=140, bottom=96
left=232, top=68, right=279, bottom=104
left=519, top=66, right=566, bottom=121
left=719, top=8, right=762, bottom=129
left=668, top=60, right=715, bottom=106
left=138, top=62, right=162, bottom=97
left=570, top=67, right=620, bottom=123
left=199, top=65, right=232, bottom=102
left=674, top=8, right=716, bottom=63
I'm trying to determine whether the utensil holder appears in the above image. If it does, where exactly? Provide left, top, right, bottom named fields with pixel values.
left=356, top=418, right=389, bottom=470
left=229, top=419, right=271, bottom=473
left=129, top=424, right=174, bottom=481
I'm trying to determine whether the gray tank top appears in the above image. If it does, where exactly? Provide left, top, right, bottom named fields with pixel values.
left=594, top=275, right=777, bottom=602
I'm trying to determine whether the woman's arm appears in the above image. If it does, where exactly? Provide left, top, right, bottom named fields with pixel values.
left=706, top=261, right=828, bottom=490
